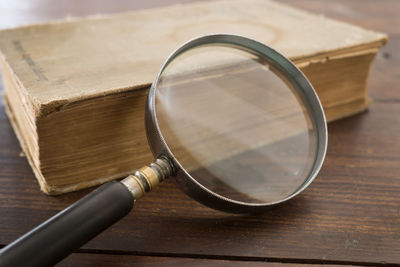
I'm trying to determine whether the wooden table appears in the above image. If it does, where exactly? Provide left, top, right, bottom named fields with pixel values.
left=0, top=0, right=399, bottom=266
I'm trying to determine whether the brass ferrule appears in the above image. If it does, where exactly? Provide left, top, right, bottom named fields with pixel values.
left=121, top=157, right=174, bottom=200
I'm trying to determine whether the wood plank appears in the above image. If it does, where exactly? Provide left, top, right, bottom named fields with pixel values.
left=368, top=38, right=400, bottom=100
left=59, top=253, right=357, bottom=267
left=281, top=0, right=400, bottom=35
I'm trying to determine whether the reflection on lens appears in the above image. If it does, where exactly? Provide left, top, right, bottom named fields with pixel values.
left=155, top=45, right=317, bottom=204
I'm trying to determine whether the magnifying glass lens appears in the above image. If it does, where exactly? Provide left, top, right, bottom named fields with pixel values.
left=155, top=44, right=318, bottom=204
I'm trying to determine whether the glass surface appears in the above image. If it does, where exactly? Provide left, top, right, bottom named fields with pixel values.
left=155, top=45, right=317, bottom=204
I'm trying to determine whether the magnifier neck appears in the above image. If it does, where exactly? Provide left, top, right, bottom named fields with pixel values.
left=121, top=156, right=175, bottom=200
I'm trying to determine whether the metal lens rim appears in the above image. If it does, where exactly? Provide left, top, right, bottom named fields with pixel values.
left=146, top=34, right=328, bottom=213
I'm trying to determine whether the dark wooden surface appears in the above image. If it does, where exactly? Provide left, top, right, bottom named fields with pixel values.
left=0, top=0, right=399, bottom=266
left=59, top=254, right=355, bottom=267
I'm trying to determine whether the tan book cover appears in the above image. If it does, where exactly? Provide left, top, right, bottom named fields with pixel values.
left=0, top=0, right=387, bottom=194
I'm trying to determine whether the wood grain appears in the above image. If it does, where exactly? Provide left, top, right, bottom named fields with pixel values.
left=0, top=0, right=399, bottom=266
left=60, top=253, right=357, bottom=267
left=281, top=0, right=400, bottom=35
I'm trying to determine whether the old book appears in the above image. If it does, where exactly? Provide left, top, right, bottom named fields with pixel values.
left=0, top=0, right=387, bottom=194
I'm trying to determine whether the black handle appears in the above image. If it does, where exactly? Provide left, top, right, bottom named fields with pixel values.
left=0, top=181, right=134, bottom=267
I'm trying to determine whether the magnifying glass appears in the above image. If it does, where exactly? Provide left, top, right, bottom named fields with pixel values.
left=0, top=34, right=327, bottom=267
